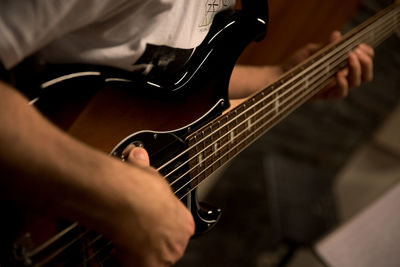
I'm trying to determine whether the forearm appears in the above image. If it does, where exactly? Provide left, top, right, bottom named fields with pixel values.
left=228, top=64, right=283, bottom=99
left=0, top=81, right=134, bottom=233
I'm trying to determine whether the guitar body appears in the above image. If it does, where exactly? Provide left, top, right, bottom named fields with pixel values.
left=3, top=0, right=399, bottom=264
left=1, top=3, right=269, bottom=266
left=35, top=64, right=229, bottom=155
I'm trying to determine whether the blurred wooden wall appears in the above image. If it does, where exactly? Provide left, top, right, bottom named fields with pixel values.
left=236, top=0, right=362, bottom=65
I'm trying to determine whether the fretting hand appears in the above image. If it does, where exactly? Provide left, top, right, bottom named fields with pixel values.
left=229, top=31, right=374, bottom=100
left=282, top=31, right=374, bottom=99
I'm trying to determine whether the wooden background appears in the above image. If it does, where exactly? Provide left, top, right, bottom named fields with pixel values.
left=236, top=0, right=362, bottom=65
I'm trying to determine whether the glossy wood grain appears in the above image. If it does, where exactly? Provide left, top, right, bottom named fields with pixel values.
left=237, top=0, right=362, bottom=65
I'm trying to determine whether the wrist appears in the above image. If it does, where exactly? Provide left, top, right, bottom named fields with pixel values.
left=265, top=65, right=284, bottom=82
left=229, top=65, right=284, bottom=99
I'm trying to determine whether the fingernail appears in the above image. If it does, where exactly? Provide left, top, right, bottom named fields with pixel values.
left=132, top=147, right=148, bottom=161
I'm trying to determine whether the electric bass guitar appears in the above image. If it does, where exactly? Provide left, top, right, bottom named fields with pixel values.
left=2, top=1, right=399, bottom=266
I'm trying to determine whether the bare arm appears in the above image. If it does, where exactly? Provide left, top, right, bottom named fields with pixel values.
left=229, top=31, right=374, bottom=100
left=0, top=81, right=194, bottom=266
left=228, top=65, right=282, bottom=99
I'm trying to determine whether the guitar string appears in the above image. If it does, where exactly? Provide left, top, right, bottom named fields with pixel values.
left=25, top=60, right=338, bottom=265
left=25, top=222, right=79, bottom=258
left=169, top=53, right=349, bottom=190
left=28, top=5, right=400, bottom=264
left=163, top=8, right=398, bottom=187
left=73, top=19, right=391, bottom=263
left=88, top=7, right=400, bottom=265
left=80, top=29, right=391, bottom=266
left=171, top=10, right=399, bottom=196
left=173, top=22, right=392, bottom=198
left=156, top=5, right=398, bottom=180
left=30, top=7, right=396, bottom=266
left=167, top=31, right=366, bottom=187
left=33, top=230, right=89, bottom=267
left=155, top=2, right=399, bottom=176
left=41, top=13, right=398, bottom=266
left=81, top=15, right=397, bottom=263
left=78, top=240, right=113, bottom=267
left=175, top=16, right=400, bottom=197
left=28, top=6, right=399, bottom=266
left=174, top=63, right=350, bottom=193
left=174, top=69, right=350, bottom=198
left=72, top=72, right=336, bottom=266
left=173, top=17, right=399, bottom=198
left=32, top=230, right=108, bottom=267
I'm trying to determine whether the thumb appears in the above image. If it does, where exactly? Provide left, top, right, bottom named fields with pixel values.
left=123, top=145, right=150, bottom=167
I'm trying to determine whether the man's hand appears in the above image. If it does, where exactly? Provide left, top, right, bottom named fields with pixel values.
left=229, top=31, right=374, bottom=100
left=0, top=82, right=194, bottom=267
left=110, top=145, right=195, bottom=267
left=283, top=31, right=374, bottom=99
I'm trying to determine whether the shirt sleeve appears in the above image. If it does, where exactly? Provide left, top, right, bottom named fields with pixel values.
left=0, top=0, right=135, bottom=69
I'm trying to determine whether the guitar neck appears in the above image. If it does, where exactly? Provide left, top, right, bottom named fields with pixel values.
left=181, top=2, right=400, bottom=195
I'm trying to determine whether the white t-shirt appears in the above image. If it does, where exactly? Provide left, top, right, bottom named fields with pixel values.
left=0, top=0, right=235, bottom=71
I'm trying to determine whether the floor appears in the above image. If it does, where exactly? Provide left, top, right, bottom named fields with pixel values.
left=176, top=0, right=400, bottom=266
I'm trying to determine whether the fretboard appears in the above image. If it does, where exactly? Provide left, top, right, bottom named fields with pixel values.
left=175, top=2, right=400, bottom=199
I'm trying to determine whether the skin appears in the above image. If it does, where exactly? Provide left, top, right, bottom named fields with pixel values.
left=229, top=31, right=374, bottom=99
left=0, top=31, right=374, bottom=266
left=0, top=83, right=194, bottom=267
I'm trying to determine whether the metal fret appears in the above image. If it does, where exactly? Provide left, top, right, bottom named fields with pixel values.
left=182, top=3, right=400, bottom=197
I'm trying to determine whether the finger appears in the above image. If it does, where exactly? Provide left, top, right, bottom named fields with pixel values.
left=304, top=43, right=322, bottom=56
left=312, top=78, right=335, bottom=100
left=358, top=43, right=374, bottom=58
left=336, top=69, right=349, bottom=97
left=348, top=52, right=362, bottom=88
left=329, top=30, right=342, bottom=43
left=355, top=46, right=374, bottom=82
left=123, top=145, right=150, bottom=166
